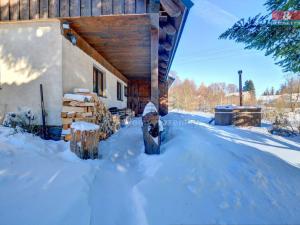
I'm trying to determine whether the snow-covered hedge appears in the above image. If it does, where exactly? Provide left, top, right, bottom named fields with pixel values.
left=2, top=108, right=39, bottom=134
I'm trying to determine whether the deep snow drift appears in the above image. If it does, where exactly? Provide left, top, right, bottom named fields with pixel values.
left=1, top=112, right=300, bottom=225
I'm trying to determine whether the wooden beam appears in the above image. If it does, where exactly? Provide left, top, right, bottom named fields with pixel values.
left=151, top=28, right=159, bottom=108
left=160, top=61, right=168, bottom=69
left=125, top=0, right=135, bottom=14
left=81, top=0, right=92, bottom=16
left=29, top=0, right=39, bottom=19
left=160, top=0, right=181, bottom=17
left=49, top=0, right=60, bottom=18
left=136, top=0, right=146, bottom=14
left=60, top=0, right=70, bottom=17
left=159, top=15, right=168, bottom=23
left=113, top=0, right=124, bottom=14
left=161, top=23, right=177, bottom=35
left=10, top=0, right=20, bottom=20
left=102, top=0, right=112, bottom=15
left=91, top=0, right=101, bottom=16
left=160, top=53, right=169, bottom=62
left=20, top=0, right=29, bottom=20
left=40, top=0, right=48, bottom=18
left=161, top=41, right=172, bottom=51
left=1, top=0, right=10, bottom=20
left=70, top=0, right=80, bottom=17
left=61, top=23, right=128, bottom=83
left=159, top=68, right=167, bottom=74
left=159, top=80, right=168, bottom=115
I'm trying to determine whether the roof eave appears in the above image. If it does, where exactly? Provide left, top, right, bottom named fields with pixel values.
left=166, top=1, right=193, bottom=76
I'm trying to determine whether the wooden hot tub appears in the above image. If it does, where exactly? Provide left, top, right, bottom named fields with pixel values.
left=215, top=106, right=262, bottom=127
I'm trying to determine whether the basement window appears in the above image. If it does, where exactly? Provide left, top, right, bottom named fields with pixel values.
left=117, top=81, right=123, bottom=101
left=93, top=67, right=106, bottom=97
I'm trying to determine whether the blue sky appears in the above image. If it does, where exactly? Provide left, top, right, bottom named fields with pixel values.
left=171, top=0, right=288, bottom=95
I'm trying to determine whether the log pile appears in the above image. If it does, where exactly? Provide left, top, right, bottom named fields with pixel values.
left=61, top=89, right=120, bottom=141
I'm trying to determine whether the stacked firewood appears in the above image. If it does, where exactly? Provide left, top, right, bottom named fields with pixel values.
left=95, top=100, right=120, bottom=140
left=61, top=89, right=120, bottom=141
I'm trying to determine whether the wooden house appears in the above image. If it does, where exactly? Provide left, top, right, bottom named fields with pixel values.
left=0, top=0, right=193, bottom=126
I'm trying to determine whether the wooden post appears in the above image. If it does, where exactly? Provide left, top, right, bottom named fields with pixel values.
left=142, top=102, right=161, bottom=155
left=151, top=28, right=159, bottom=109
left=159, top=80, right=168, bottom=116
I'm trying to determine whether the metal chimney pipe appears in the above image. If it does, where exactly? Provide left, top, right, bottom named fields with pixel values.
left=238, top=70, right=243, bottom=106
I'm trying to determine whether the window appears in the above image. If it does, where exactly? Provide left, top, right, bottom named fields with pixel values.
left=117, top=81, right=123, bottom=101
left=124, top=86, right=128, bottom=97
left=93, top=67, right=105, bottom=97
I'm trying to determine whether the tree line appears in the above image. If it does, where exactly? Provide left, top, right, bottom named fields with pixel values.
left=169, top=72, right=256, bottom=112
left=262, top=75, right=300, bottom=97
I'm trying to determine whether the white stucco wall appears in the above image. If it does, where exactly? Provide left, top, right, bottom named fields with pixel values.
left=62, top=38, right=127, bottom=109
left=0, top=20, right=63, bottom=126
left=0, top=20, right=127, bottom=126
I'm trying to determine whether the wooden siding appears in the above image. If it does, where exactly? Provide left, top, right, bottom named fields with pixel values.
left=0, top=0, right=151, bottom=21
left=127, top=79, right=151, bottom=115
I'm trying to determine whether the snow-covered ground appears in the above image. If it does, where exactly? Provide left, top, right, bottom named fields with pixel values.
left=1, top=112, right=300, bottom=225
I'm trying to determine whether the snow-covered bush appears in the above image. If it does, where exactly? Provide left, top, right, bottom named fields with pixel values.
left=269, top=112, right=299, bottom=137
left=2, top=108, right=40, bottom=134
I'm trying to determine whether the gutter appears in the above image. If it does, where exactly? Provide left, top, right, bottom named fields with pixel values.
left=166, top=0, right=194, bottom=76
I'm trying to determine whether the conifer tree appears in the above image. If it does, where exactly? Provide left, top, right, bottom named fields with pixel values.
left=220, top=0, right=300, bottom=73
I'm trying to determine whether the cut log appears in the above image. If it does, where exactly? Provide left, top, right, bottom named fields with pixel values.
left=70, top=122, right=100, bottom=159
left=68, top=101, right=95, bottom=107
left=62, top=118, right=73, bottom=125
left=63, top=124, right=70, bottom=130
left=76, top=112, right=93, bottom=118
left=62, top=106, right=86, bottom=113
left=160, top=0, right=181, bottom=17
left=67, top=112, right=76, bottom=118
left=61, top=112, right=68, bottom=118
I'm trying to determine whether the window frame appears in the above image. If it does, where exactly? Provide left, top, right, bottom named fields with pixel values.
left=117, top=81, right=123, bottom=101
left=93, top=66, right=106, bottom=97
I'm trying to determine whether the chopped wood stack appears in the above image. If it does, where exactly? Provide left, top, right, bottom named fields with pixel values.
left=96, top=102, right=120, bottom=140
left=70, top=122, right=100, bottom=159
left=61, top=89, right=120, bottom=141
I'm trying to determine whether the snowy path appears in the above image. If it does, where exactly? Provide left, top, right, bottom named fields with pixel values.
left=89, top=120, right=145, bottom=225
left=1, top=112, right=300, bottom=225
